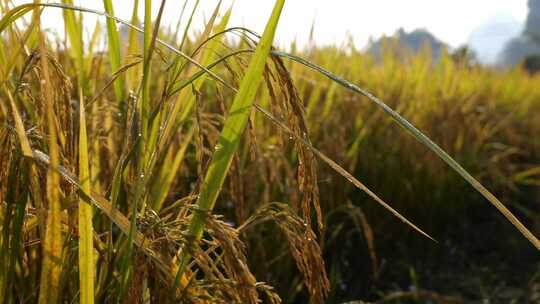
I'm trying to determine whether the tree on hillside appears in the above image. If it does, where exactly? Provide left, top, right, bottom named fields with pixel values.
left=499, top=0, right=540, bottom=67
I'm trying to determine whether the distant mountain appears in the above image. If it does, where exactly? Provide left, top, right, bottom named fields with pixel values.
left=467, top=14, right=523, bottom=65
left=499, top=0, right=540, bottom=66
left=366, top=28, right=447, bottom=61
left=499, top=35, right=540, bottom=66
left=526, top=0, right=540, bottom=37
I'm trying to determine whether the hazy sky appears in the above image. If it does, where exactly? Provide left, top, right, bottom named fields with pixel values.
left=25, top=0, right=529, bottom=49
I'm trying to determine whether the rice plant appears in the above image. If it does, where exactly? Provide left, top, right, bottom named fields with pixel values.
left=1, top=0, right=540, bottom=303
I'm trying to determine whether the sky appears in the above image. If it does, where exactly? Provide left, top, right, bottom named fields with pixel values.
left=18, top=0, right=529, bottom=50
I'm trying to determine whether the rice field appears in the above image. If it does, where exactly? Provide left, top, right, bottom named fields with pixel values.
left=1, top=1, right=540, bottom=303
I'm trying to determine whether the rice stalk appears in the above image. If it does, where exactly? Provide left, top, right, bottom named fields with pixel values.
left=126, top=0, right=140, bottom=91
left=178, top=0, right=200, bottom=51
left=77, top=88, right=94, bottom=304
left=157, top=0, right=227, bottom=149
left=60, top=0, right=85, bottom=85
left=102, top=0, right=126, bottom=107
left=37, top=27, right=63, bottom=304
left=174, top=0, right=285, bottom=287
